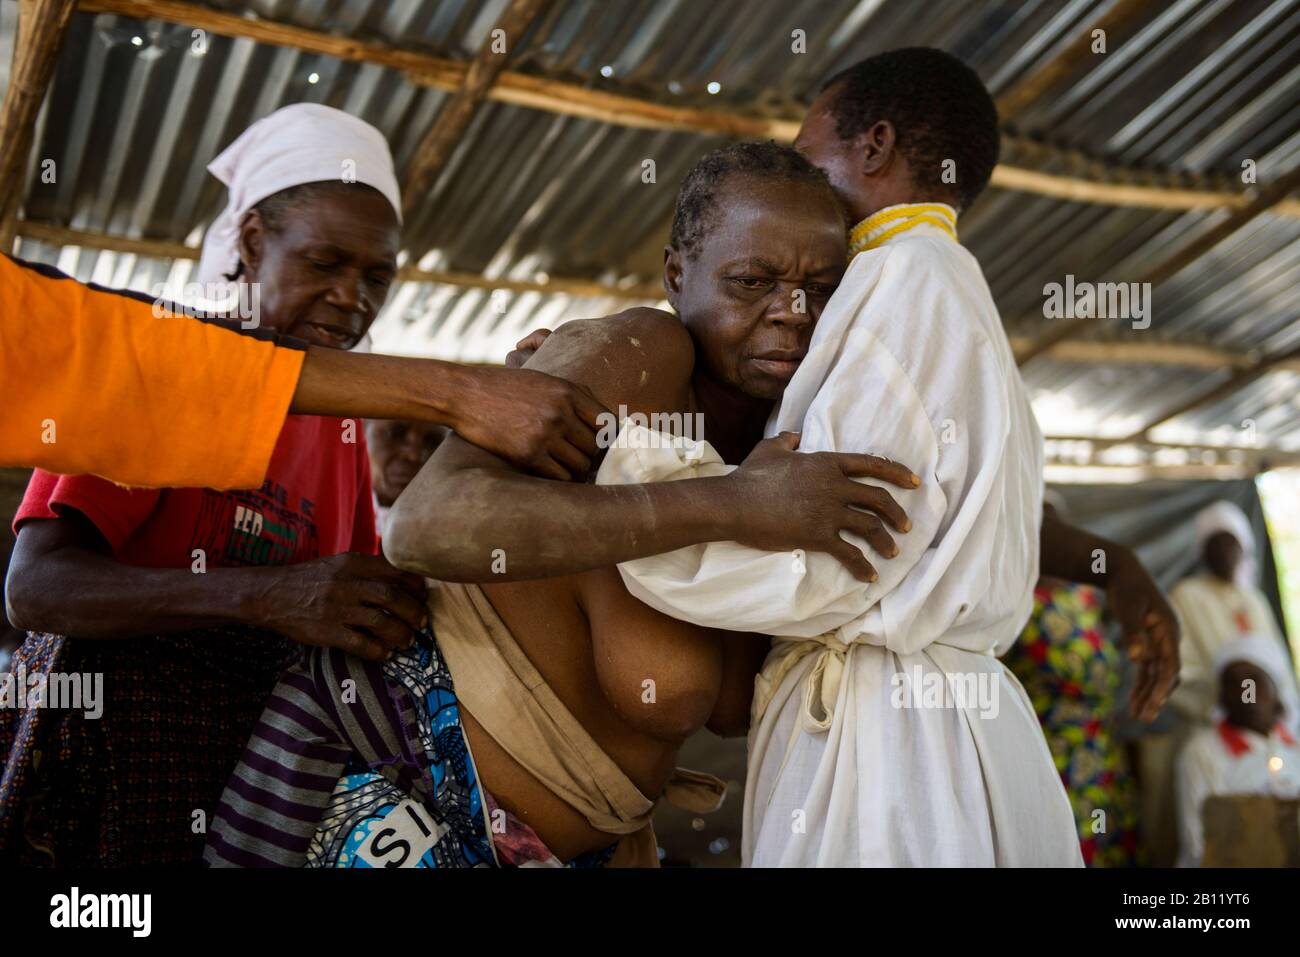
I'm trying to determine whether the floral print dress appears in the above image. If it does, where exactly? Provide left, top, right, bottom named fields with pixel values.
left=1004, top=582, right=1141, bottom=866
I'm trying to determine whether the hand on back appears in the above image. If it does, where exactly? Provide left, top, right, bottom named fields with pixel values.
left=450, top=364, right=606, bottom=481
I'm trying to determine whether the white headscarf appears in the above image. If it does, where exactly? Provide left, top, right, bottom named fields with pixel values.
left=1214, top=631, right=1300, bottom=733
left=1193, top=500, right=1258, bottom=588
left=196, top=103, right=402, bottom=300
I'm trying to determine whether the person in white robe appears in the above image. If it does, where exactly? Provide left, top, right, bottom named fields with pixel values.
left=1176, top=632, right=1300, bottom=866
left=1135, top=500, right=1293, bottom=864
left=596, top=50, right=1081, bottom=867
left=1169, top=501, right=1298, bottom=731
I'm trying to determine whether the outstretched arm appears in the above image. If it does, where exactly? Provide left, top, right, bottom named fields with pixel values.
left=1, top=254, right=605, bottom=487
left=1039, top=505, right=1180, bottom=721
left=293, top=346, right=608, bottom=481
left=384, top=308, right=913, bottom=583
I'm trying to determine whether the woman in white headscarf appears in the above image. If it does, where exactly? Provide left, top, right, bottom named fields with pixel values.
left=1, top=105, right=432, bottom=867
left=2, top=101, right=604, bottom=488
left=1168, top=501, right=1296, bottom=729
left=188, top=103, right=602, bottom=477
left=191, top=102, right=404, bottom=348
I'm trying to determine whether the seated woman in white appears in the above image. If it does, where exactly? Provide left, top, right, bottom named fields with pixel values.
left=1169, top=501, right=1299, bottom=730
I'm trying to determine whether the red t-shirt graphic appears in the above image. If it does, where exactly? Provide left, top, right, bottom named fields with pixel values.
left=15, top=415, right=379, bottom=566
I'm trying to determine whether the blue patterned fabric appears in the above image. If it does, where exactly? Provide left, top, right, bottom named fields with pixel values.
left=305, top=631, right=496, bottom=868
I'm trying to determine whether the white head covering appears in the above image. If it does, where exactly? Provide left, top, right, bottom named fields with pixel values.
left=196, top=103, right=402, bottom=299
left=1214, top=631, right=1300, bottom=732
left=1193, top=500, right=1258, bottom=588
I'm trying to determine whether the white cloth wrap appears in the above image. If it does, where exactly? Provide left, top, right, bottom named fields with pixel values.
left=197, top=103, right=402, bottom=295
left=595, top=228, right=1081, bottom=867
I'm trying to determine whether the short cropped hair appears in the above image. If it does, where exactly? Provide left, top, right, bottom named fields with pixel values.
left=669, top=141, right=842, bottom=259
left=821, top=47, right=999, bottom=211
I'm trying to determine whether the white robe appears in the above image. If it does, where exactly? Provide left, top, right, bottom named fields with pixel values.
left=1168, top=575, right=1297, bottom=729
left=595, top=206, right=1080, bottom=867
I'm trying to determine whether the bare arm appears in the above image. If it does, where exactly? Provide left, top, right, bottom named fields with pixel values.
left=384, top=308, right=915, bottom=583
left=6, top=513, right=264, bottom=639
left=577, top=564, right=724, bottom=741
left=292, top=346, right=608, bottom=481
left=1039, top=505, right=1180, bottom=721
left=5, top=512, right=425, bottom=661
left=1039, top=505, right=1127, bottom=588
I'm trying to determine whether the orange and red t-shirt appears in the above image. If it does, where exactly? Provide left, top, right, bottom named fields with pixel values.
left=15, top=413, right=379, bottom=568
left=0, top=254, right=305, bottom=490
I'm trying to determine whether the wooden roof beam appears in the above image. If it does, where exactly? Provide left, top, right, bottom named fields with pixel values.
left=1042, top=436, right=1300, bottom=480
left=1119, top=336, right=1300, bottom=442
left=995, top=0, right=1157, bottom=119
left=1008, top=337, right=1295, bottom=372
left=20, top=218, right=1297, bottom=370
left=1016, top=164, right=1300, bottom=366
left=400, top=0, right=552, bottom=219
left=0, top=0, right=78, bottom=250
left=14, top=218, right=664, bottom=300
left=76, top=1, right=1300, bottom=219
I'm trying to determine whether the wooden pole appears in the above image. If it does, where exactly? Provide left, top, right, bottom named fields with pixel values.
left=988, top=163, right=1299, bottom=216
left=1045, top=460, right=1294, bottom=482
left=1120, top=338, right=1300, bottom=442
left=30, top=219, right=1300, bottom=372
left=996, top=0, right=1156, bottom=119
left=1043, top=436, right=1296, bottom=457
left=1007, top=337, right=1275, bottom=372
left=1042, top=436, right=1300, bottom=480
left=0, top=0, right=77, bottom=250
left=401, top=0, right=551, bottom=218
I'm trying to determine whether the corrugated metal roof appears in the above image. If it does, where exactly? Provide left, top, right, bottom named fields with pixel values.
left=3, top=0, right=1298, bottom=459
